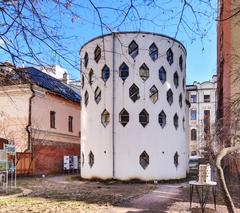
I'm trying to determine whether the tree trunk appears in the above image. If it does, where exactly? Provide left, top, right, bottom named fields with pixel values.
left=215, top=144, right=240, bottom=213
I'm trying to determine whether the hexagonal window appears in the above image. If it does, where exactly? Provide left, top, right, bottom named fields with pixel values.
left=89, top=69, right=94, bottom=85
left=102, top=65, right=110, bottom=82
left=94, top=87, right=101, bottom=104
left=149, top=85, right=158, bottom=104
left=84, top=52, right=89, bottom=68
left=182, top=78, right=185, bottom=91
left=129, top=84, right=140, bottom=102
left=166, top=48, right=173, bottom=65
left=119, top=62, right=129, bottom=81
left=94, top=45, right=101, bottom=63
left=182, top=117, right=185, bottom=130
left=179, top=93, right=182, bottom=108
left=149, top=43, right=158, bottom=61
left=174, top=152, right=179, bottom=167
left=128, top=40, right=138, bottom=59
left=179, top=55, right=183, bottom=71
left=159, top=66, right=166, bottom=84
left=158, top=110, right=166, bottom=128
left=173, top=113, right=179, bottom=129
left=167, top=89, right=173, bottom=105
left=81, top=152, right=85, bottom=167
left=119, top=108, right=129, bottom=127
left=139, top=109, right=149, bottom=127
left=139, top=63, right=149, bottom=82
left=89, top=151, right=94, bottom=168
left=139, top=151, right=149, bottom=170
left=81, top=75, right=84, bottom=89
left=84, top=90, right=89, bottom=106
left=101, top=109, right=110, bottom=127
left=173, top=71, right=179, bottom=88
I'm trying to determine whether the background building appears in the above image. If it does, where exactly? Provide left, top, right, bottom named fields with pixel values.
left=80, top=32, right=188, bottom=180
left=37, top=65, right=69, bottom=83
left=187, top=76, right=217, bottom=157
left=0, top=65, right=80, bottom=175
left=217, top=0, right=240, bottom=177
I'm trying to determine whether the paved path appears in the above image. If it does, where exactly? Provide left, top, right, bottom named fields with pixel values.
left=104, top=183, right=186, bottom=213
left=0, top=187, right=32, bottom=199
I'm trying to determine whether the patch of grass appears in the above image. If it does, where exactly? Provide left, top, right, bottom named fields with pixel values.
left=0, top=175, right=156, bottom=212
left=0, top=197, right=108, bottom=213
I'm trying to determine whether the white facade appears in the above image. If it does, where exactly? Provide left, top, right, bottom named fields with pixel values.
left=80, top=32, right=189, bottom=180
left=187, top=76, right=217, bottom=156
left=37, top=65, right=69, bottom=83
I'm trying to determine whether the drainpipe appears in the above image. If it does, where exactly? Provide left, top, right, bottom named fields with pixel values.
left=112, top=33, right=116, bottom=178
left=25, top=84, right=35, bottom=152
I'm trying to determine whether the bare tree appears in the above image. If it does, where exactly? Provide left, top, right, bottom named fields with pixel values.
left=0, top=0, right=217, bottom=72
left=201, top=114, right=240, bottom=212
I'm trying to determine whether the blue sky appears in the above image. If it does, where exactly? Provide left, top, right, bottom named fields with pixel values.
left=1, top=0, right=217, bottom=84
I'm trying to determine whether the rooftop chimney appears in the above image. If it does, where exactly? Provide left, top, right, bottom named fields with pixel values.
left=62, top=72, right=68, bottom=84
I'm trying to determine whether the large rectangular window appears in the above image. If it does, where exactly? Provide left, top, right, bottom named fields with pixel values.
left=50, top=111, right=56, bottom=128
left=191, top=95, right=197, bottom=103
left=191, top=109, right=197, bottom=120
left=204, top=94, right=210, bottom=102
left=68, top=116, right=73, bottom=132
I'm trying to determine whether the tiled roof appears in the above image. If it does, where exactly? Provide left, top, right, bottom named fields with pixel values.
left=14, top=67, right=81, bottom=103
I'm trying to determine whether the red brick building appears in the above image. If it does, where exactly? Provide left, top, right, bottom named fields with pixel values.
left=217, top=0, right=240, bottom=177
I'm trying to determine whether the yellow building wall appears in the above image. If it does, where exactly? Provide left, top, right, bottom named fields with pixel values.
left=31, top=86, right=80, bottom=144
left=0, top=85, right=32, bottom=152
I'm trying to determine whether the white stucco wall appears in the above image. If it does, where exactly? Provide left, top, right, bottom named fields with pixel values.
left=80, top=32, right=188, bottom=180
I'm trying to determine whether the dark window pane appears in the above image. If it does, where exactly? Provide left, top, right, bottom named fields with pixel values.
left=167, top=48, right=174, bottom=65
left=50, top=111, right=56, bottom=128
left=102, top=65, right=110, bottom=82
left=68, top=116, right=73, bottom=132
left=119, top=62, right=129, bottom=81
left=139, top=109, right=149, bottom=127
left=159, top=66, right=166, bottom=84
left=94, top=46, right=101, bottom=63
left=89, top=151, right=94, bottom=168
left=84, top=90, right=89, bottom=106
left=139, top=63, right=149, bottom=81
left=84, top=52, right=89, bottom=68
left=129, top=84, right=140, bottom=102
left=128, top=40, right=139, bottom=59
left=119, top=108, right=129, bottom=127
left=158, top=110, right=166, bottom=128
left=167, top=89, right=173, bottom=105
left=149, top=43, right=158, bottom=61
left=94, top=87, right=101, bottom=104
left=139, top=151, right=149, bottom=169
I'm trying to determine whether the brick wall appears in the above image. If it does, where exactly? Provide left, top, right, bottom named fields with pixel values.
left=32, top=139, right=80, bottom=175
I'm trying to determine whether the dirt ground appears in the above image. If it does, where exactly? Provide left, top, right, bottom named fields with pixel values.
left=0, top=175, right=239, bottom=213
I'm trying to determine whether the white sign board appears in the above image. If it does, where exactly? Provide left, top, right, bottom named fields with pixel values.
left=69, top=156, right=74, bottom=169
left=64, top=156, right=69, bottom=170
left=73, top=156, right=79, bottom=170
left=4, top=144, right=16, bottom=155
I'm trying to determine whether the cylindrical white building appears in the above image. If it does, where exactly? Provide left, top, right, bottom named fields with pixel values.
left=80, top=32, right=189, bottom=180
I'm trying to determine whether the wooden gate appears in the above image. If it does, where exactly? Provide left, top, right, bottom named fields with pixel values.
left=16, top=153, right=33, bottom=175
